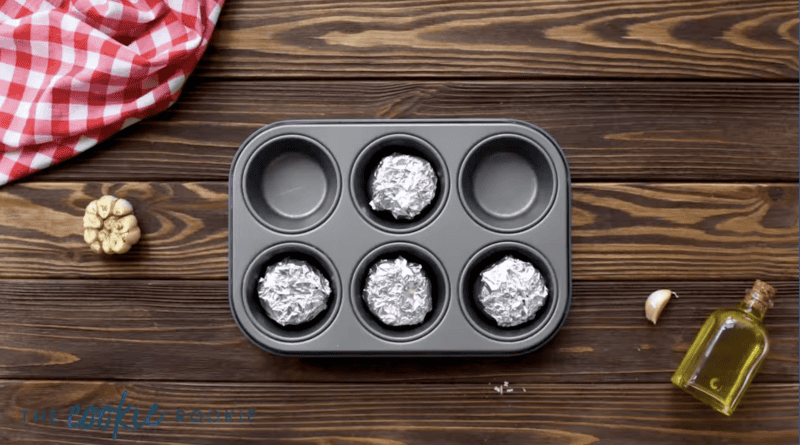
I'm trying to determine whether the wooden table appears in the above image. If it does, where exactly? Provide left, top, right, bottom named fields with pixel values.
left=1, top=1, right=798, bottom=443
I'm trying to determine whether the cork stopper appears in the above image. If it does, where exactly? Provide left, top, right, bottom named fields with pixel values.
left=744, top=279, right=776, bottom=314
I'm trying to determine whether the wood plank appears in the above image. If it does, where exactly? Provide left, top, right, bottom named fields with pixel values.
left=197, top=0, right=799, bottom=79
left=0, top=182, right=795, bottom=280
left=0, top=380, right=797, bottom=444
left=27, top=81, right=799, bottom=183
left=572, top=183, right=798, bottom=280
left=0, top=182, right=229, bottom=279
left=0, top=280, right=795, bottom=383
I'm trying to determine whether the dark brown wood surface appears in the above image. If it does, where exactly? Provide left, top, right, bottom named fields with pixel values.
left=31, top=80, right=799, bottom=183
left=0, top=280, right=796, bottom=383
left=0, top=182, right=796, bottom=280
left=1, top=0, right=797, bottom=444
left=198, top=0, right=799, bottom=79
left=1, top=381, right=797, bottom=445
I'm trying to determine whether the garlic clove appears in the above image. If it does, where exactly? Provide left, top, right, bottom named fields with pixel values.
left=122, top=226, right=141, bottom=246
left=101, top=237, right=113, bottom=254
left=112, top=198, right=133, bottom=217
left=86, top=200, right=99, bottom=216
left=103, top=216, right=118, bottom=232
left=84, top=228, right=98, bottom=244
left=96, top=195, right=118, bottom=219
left=113, top=215, right=138, bottom=233
left=109, top=233, right=131, bottom=254
left=83, top=213, right=102, bottom=229
left=645, top=289, right=679, bottom=324
left=90, top=241, right=102, bottom=253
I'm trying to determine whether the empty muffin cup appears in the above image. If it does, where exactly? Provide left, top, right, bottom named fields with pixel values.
left=243, top=135, right=341, bottom=233
left=351, top=242, right=449, bottom=342
left=242, top=243, right=341, bottom=342
left=459, top=242, right=557, bottom=342
left=351, top=134, right=448, bottom=233
left=459, top=134, right=556, bottom=233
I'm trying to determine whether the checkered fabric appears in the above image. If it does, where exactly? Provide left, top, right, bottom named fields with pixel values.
left=0, top=0, right=224, bottom=185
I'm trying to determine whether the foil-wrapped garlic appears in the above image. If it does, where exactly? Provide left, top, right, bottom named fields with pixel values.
left=478, top=256, right=548, bottom=328
left=83, top=195, right=141, bottom=254
left=258, top=259, right=331, bottom=326
left=363, top=256, right=432, bottom=326
left=369, top=153, right=437, bottom=220
left=645, top=289, right=679, bottom=324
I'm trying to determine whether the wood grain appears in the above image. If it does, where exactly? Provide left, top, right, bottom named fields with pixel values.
left=1, top=380, right=797, bottom=444
left=572, top=183, right=798, bottom=280
left=2, top=0, right=796, bottom=441
left=0, top=182, right=795, bottom=280
left=0, top=280, right=795, bottom=383
left=28, top=80, right=799, bottom=183
left=196, top=0, right=799, bottom=79
left=0, top=182, right=228, bottom=279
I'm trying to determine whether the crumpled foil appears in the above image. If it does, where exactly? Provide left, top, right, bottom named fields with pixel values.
left=363, top=256, right=432, bottom=326
left=369, top=153, right=438, bottom=219
left=258, top=258, right=331, bottom=326
left=478, top=256, right=548, bottom=327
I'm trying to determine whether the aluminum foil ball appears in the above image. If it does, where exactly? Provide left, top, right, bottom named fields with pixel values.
left=258, top=259, right=331, bottom=326
left=478, top=256, right=548, bottom=327
left=369, top=153, right=437, bottom=219
left=363, top=257, right=432, bottom=326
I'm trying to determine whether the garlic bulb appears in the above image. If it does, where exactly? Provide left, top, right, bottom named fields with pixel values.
left=645, top=289, right=679, bottom=324
left=83, top=195, right=141, bottom=254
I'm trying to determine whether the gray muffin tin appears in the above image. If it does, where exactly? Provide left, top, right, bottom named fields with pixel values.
left=229, top=119, right=572, bottom=356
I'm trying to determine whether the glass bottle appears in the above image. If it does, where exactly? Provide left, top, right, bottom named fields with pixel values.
left=671, top=280, right=776, bottom=416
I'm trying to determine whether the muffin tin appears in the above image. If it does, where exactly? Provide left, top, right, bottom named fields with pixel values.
left=229, top=119, right=571, bottom=356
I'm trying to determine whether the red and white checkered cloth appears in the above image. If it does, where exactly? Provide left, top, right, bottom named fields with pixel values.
left=0, top=0, right=223, bottom=185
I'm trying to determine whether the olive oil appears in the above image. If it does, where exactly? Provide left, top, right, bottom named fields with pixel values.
left=671, top=280, right=775, bottom=416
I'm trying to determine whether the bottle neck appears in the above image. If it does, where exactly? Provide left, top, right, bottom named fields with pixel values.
left=737, top=299, right=766, bottom=321
left=736, top=300, right=766, bottom=321
left=740, top=281, right=775, bottom=321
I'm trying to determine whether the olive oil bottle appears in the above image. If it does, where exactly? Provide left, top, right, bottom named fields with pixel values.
left=671, top=280, right=776, bottom=416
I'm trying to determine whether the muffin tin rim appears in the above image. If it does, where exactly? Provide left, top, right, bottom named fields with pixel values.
left=240, top=241, right=343, bottom=343
left=457, top=132, right=559, bottom=234
left=240, top=133, right=342, bottom=234
left=349, top=241, right=451, bottom=343
left=349, top=132, right=450, bottom=234
left=457, top=240, right=559, bottom=342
